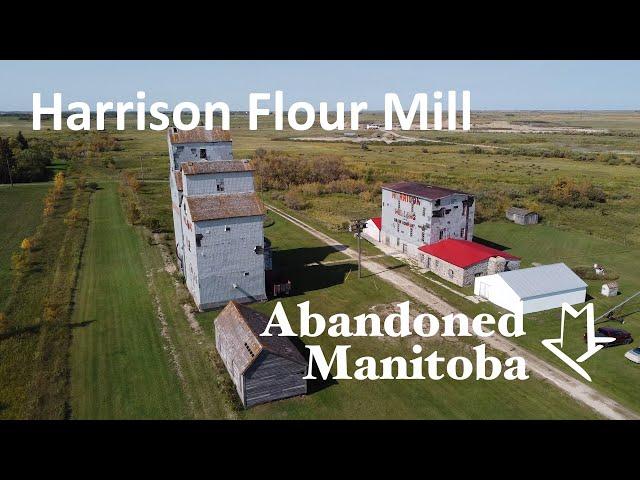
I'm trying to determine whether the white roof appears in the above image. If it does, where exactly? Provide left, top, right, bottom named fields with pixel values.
left=491, top=263, right=587, bottom=299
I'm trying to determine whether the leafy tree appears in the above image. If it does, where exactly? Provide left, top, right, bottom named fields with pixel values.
left=15, top=131, right=28, bottom=150
left=0, top=137, right=15, bottom=185
left=13, top=147, right=53, bottom=182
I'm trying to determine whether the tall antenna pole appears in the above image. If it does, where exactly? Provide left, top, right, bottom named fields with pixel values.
left=349, top=218, right=368, bottom=279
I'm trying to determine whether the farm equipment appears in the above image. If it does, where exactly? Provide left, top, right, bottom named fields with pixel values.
left=594, top=290, right=640, bottom=325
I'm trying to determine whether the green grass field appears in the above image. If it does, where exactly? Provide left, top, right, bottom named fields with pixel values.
left=0, top=183, right=49, bottom=309
left=1, top=110, right=639, bottom=419
left=70, top=182, right=230, bottom=419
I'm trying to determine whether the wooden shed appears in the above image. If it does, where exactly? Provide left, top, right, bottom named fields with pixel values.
left=506, top=207, right=539, bottom=225
left=215, top=301, right=307, bottom=408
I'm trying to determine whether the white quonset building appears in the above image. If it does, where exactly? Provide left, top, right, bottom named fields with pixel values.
left=380, top=181, right=475, bottom=259
left=474, top=263, right=587, bottom=315
left=168, top=127, right=268, bottom=310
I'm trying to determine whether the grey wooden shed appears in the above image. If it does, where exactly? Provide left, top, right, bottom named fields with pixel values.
left=506, top=207, right=539, bottom=225
left=215, top=301, right=308, bottom=408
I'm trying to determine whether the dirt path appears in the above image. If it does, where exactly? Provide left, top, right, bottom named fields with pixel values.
left=266, top=203, right=640, bottom=420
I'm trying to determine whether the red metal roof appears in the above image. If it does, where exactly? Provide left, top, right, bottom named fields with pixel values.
left=418, top=239, right=519, bottom=268
left=370, top=217, right=382, bottom=229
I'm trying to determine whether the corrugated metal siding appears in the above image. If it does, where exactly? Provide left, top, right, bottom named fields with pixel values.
left=172, top=142, right=233, bottom=167
left=194, top=216, right=266, bottom=308
left=494, top=263, right=587, bottom=299
left=184, top=171, right=255, bottom=196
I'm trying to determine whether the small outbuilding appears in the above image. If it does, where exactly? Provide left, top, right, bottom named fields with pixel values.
left=362, top=217, right=382, bottom=243
left=474, top=263, right=587, bottom=315
left=215, top=301, right=308, bottom=408
left=601, top=282, right=619, bottom=297
left=506, top=207, right=539, bottom=225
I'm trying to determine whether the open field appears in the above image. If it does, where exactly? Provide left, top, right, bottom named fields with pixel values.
left=0, top=178, right=91, bottom=418
left=70, top=183, right=188, bottom=418
left=1, top=110, right=638, bottom=418
left=0, top=183, right=49, bottom=309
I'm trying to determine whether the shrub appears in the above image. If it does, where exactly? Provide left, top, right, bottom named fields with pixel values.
left=53, top=172, right=65, bottom=194
left=0, top=312, right=9, bottom=334
left=20, top=237, right=33, bottom=251
left=128, top=203, right=141, bottom=224
left=538, top=177, right=606, bottom=208
left=253, top=153, right=356, bottom=190
left=11, top=251, right=27, bottom=273
left=283, top=189, right=308, bottom=210
left=64, top=208, right=81, bottom=226
left=145, top=216, right=162, bottom=232
left=572, top=266, right=619, bottom=281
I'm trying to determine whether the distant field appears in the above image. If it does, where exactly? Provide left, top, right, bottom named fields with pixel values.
left=0, top=184, right=48, bottom=310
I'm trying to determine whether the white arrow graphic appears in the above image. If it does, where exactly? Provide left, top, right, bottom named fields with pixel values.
left=541, top=303, right=614, bottom=382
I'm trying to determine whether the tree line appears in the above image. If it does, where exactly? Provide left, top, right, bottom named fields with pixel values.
left=0, top=131, right=55, bottom=184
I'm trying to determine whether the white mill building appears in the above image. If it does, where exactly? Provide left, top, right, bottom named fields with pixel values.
left=168, top=127, right=268, bottom=310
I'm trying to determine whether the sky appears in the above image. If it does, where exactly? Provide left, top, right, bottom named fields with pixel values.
left=0, top=60, right=638, bottom=111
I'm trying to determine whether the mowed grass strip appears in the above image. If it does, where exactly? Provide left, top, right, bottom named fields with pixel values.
left=70, top=183, right=188, bottom=419
left=0, top=184, right=49, bottom=309
left=197, top=212, right=598, bottom=419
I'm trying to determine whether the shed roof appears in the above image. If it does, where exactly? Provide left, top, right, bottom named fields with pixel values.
left=382, top=181, right=470, bottom=200
left=370, top=217, right=382, bottom=230
left=173, top=171, right=183, bottom=191
left=168, top=127, right=231, bottom=144
left=418, top=239, right=519, bottom=268
left=182, top=160, right=254, bottom=175
left=186, top=192, right=265, bottom=222
left=507, top=207, right=536, bottom=216
left=215, top=301, right=307, bottom=374
left=490, top=263, right=587, bottom=300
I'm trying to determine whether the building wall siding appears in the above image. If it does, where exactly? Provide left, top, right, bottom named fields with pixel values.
left=243, top=351, right=307, bottom=408
left=380, top=188, right=475, bottom=259
left=215, top=324, right=245, bottom=401
left=170, top=142, right=233, bottom=169
left=419, top=254, right=521, bottom=287
left=183, top=171, right=255, bottom=196
left=191, top=215, right=267, bottom=309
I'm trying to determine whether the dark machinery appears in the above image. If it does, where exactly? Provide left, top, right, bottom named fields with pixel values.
left=594, top=290, right=640, bottom=325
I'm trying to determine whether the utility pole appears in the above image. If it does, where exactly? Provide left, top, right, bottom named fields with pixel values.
left=349, top=218, right=368, bottom=278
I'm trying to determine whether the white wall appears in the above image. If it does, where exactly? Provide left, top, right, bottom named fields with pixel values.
left=362, top=220, right=381, bottom=243
left=474, top=276, right=523, bottom=315
left=522, top=288, right=586, bottom=314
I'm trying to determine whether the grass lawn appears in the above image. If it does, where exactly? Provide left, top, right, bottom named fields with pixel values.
left=196, top=212, right=599, bottom=419
left=473, top=221, right=640, bottom=414
left=4, top=112, right=637, bottom=419
left=0, top=183, right=49, bottom=310
left=70, top=182, right=228, bottom=419
left=343, top=219, right=640, bottom=416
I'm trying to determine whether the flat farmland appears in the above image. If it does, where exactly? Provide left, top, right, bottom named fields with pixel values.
left=0, top=183, right=49, bottom=309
